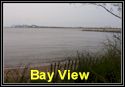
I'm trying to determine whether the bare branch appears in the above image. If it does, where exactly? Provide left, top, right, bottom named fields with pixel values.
left=92, top=3, right=121, bottom=19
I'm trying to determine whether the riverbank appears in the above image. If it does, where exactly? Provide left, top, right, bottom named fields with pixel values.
left=4, top=48, right=121, bottom=83
left=4, top=64, right=51, bottom=83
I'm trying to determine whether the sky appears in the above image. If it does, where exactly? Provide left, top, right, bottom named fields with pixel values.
left=3, top=3, right=122, bottom=28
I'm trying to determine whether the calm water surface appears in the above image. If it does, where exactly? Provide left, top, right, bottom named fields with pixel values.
left=3, top=28, right=113, bottom=68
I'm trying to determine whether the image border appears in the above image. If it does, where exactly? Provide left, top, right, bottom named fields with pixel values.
left=1, top=0, right=124, bottom=86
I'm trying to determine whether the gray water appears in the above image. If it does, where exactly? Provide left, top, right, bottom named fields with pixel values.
left=3, top=28, right=113, bottom=68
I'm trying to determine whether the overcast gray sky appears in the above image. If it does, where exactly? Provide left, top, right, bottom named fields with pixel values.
left=3, top=3, right=121, bottom=28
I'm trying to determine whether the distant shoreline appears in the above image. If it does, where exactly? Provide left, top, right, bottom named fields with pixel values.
left=82, top=28, right=121, bottom=33
left=4, top=26, right=121, bottom=33
left=4, top=24, right=120, bottom=29
left=4, top=26, right=121, bottom=29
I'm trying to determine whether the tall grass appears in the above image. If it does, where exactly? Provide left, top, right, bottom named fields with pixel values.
left=4, top=34, right=121, bottom=83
